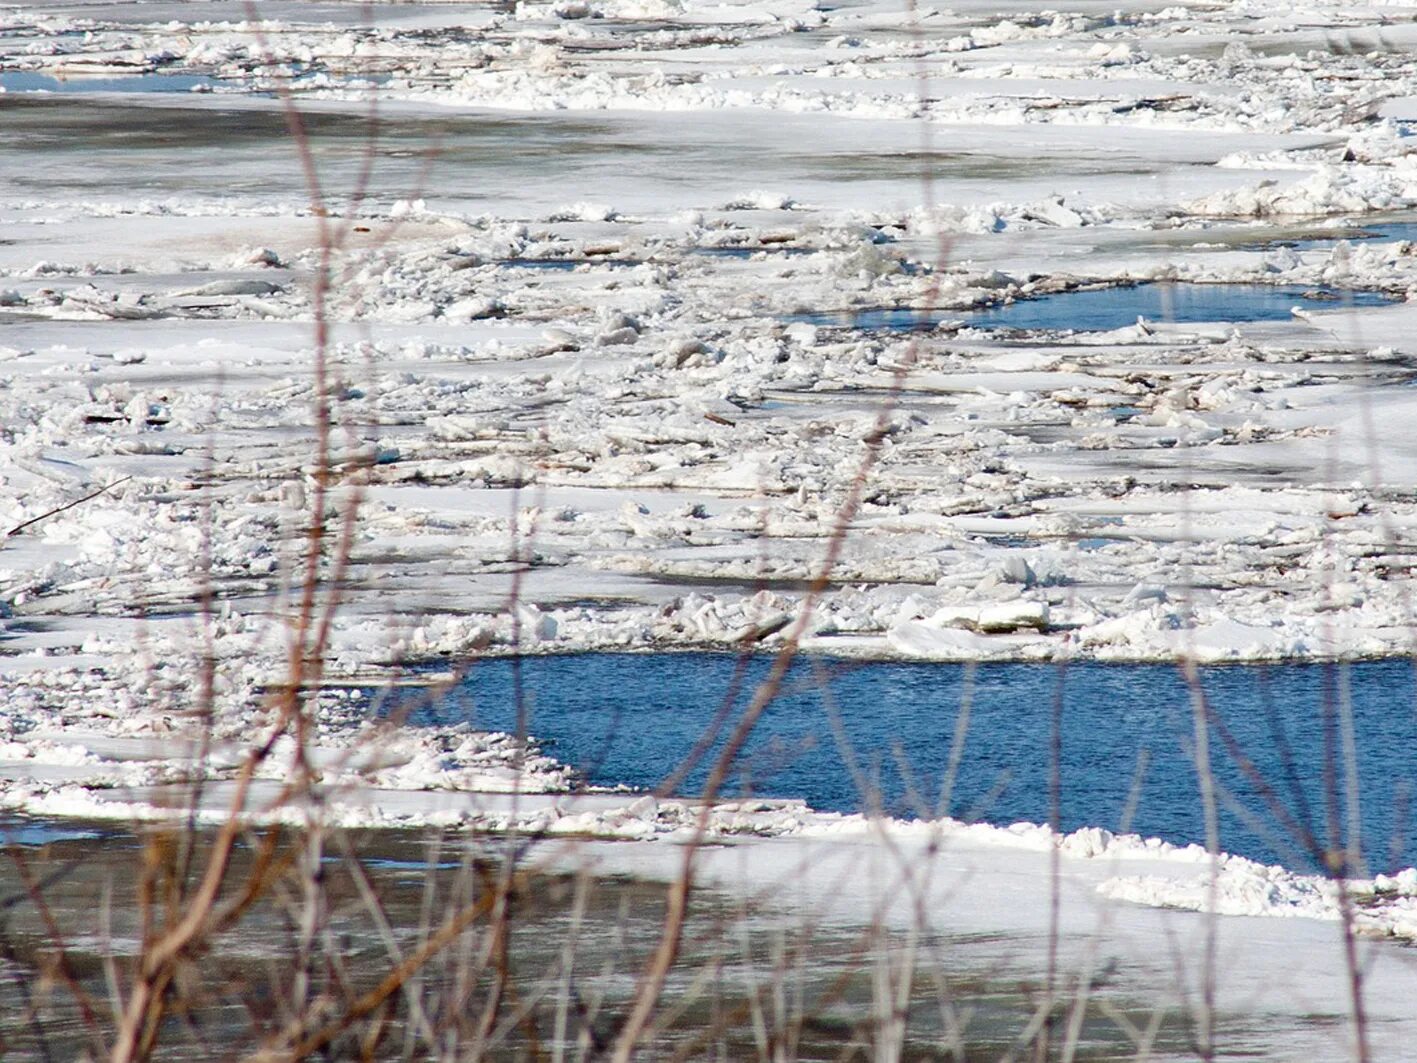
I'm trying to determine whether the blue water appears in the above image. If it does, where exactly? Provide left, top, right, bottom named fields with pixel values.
left=1281, top=221, right=1417, bottom=250
left=0, top=71, right=221, bottom=94
left=413, top=655, right=1417, bottom=874
left=500, top=258, right=582, bottom=271
left=973, top=283, right=1394, bottom=331
left=1368, top=222, right=1417, bottom=242
left=789, top=282, right=1396, bottom=334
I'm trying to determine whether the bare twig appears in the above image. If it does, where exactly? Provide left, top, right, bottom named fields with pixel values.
left=4, top=476, right=133, bottom=539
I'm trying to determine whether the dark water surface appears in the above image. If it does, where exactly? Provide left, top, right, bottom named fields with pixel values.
left=0, top=819, right=1201, bottom=1061
left=422, top=655, right=1417, bottom=874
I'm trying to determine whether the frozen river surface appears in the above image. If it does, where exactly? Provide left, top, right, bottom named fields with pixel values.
left=5, top=0, right=1417, bottom=1055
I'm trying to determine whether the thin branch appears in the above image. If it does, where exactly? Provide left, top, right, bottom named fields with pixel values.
left=4, top=476, right=133, bottom=539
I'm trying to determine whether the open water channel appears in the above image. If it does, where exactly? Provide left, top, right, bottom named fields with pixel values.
left=425, top=654, right=1417, bottom=874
